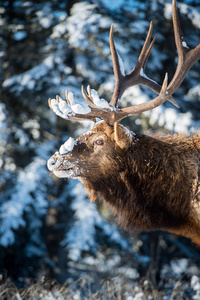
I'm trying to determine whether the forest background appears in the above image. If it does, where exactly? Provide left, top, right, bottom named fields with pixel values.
left=1, top=0, right=200, bottom=298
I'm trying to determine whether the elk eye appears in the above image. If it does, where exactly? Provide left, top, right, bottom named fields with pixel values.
left=94, top=139, right=104, bottom=146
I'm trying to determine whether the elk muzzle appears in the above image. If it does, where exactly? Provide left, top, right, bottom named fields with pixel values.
left=47, top=152, right=77, bottom=178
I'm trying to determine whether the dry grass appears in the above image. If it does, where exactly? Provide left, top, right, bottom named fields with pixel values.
left=0, top=275, right=197, bottom=300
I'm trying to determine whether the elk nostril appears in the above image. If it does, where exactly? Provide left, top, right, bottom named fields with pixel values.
left=47, top=157, right=57, bottom=171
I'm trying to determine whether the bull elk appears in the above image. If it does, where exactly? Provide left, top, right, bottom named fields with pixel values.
left=47, top=0, right=200, bottom=245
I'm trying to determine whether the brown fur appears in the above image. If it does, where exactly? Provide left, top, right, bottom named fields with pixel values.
left=49, top=121, right=200, bottom=245
left=81, top=123, right=200, bottom=244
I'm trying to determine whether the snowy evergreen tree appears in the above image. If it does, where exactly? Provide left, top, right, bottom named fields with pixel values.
left=1, top=0, right=200, bottom=296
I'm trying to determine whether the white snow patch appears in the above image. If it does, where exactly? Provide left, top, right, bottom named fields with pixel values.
left=66, top=91, right=91, bottom=115
left=148, top=106, right=192, bottom=133
left=91, top=89, right=111, bottom=109
left=50, top=98, right=69, bottom=119
left=57, top=97, right=73, bottom=116
left=71, top=103, right=91, bottom=114
left=117, top=51, right=125, bottom=76
left=182, top=40, right=189, bottom=49
left=59, top=137, right=75, bottom=154
left=191, top=275, right=200, bottom=291
left=164, top=3, right=172, bottom=20
left=39, top=17, right=52, bottom=29
left=0, top=157, right=49, bottom=247
left=2, top=54, right=55, bottom=92
left=140, top=68, right=158, bottom=85
left=170, top=259, right=188, bottom=275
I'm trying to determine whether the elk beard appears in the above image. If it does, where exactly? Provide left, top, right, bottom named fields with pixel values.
left=79, top=169, right=142, bottom=231
left=80, top=164, right=192, bottom=233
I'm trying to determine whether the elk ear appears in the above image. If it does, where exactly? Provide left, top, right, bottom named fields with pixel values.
left=114, top=122, right=133, bottom=150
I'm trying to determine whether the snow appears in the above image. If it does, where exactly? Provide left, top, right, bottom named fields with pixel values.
left=170, top=259, right=188, bottom=275
left=191, top=275, right=200, bottom=291
left=99, top=0, right=147, bottom=12
left=178, top=3, right=200, bottom=30
left=2, top=54, right=55, bottom=92
left=90, top=89, right=111, bottom=109
left=57, top=97, right=73, bottom=116
left=59, top=137, right=74, bottom=154
left=0, top=101, right=9, bottom=149
left=51, top=92, right=93, bottom=120
left=140, top=68, right=158, bottom=85
left=1, top=0, right=200, bottom=290
left=62, top=180, right=134, bottom=261
left=182, top=40, right=189, bottom=49
left=164, top=3, right=172, bottom=20
left=188, top=83, right=200, bottom=100
left=50, top=98, right=70, bottom=119
left=148, top=107, right=193, bottom=133
left=64, top=137, right=74, bottom=151
left=71, top=103, right=91, bottom=114
left=0, top=157, right=49, bottom=247
left=117, top=51, right=125, bottom=76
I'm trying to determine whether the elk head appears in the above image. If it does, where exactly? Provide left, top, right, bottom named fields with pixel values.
left=47, top=0, right=200, bottom=242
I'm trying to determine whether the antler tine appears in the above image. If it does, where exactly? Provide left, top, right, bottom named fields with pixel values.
left=115, top=72, right=169, bottom=122
left=81, top=85, right=96, bottom=108
left=113, top=0, right=200, bottom=122
left=109, top=21, right=178, bottom=108
left=87, top=85, right=92, bottom=98
left=109, top=24, right=125, bottom=107
left=135, top=21, right=154, bottom=72
left=49, top=0, right=200, bottom=127
left=142, top=35, right=157, bottom=70
left=65, top=90, right=71, bottom=106
left=167, top=0, right=200, bottom=94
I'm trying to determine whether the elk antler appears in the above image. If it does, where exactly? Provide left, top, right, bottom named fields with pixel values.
left=109, top=21, right=177, bottom=108
left=48, top=87, right=117, bottom=125
left=49, top=0, right=200, bottom=126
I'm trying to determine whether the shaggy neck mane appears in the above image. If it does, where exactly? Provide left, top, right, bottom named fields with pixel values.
left=82, top=132, right=200, bottom=232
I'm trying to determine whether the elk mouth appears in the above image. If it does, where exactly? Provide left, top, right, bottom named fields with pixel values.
left=53, top=167, right=75, bottom=178
left=47, top=152, right=78, bottom=178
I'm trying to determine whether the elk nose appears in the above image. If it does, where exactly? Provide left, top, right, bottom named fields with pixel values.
left=47, top=156, right=57, bottom=171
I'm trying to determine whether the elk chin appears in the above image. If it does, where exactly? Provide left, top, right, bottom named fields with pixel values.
left=53, top=168, right=75, bottom=178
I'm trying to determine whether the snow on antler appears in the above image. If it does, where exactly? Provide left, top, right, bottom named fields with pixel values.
left=90, top=89, right=111, bottom=109
left=49, top=88, right=116, bottom=124
left=49, top=96, right=74, bottom=120
left=49, top=91, right=92, bottom=121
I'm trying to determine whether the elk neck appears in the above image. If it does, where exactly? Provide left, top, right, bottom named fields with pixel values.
left=81, top=132, right=200, bottom=232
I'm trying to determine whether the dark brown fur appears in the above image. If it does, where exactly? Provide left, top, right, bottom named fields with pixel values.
left=81, top=123, right=200, bottom=244
left=49, top=122, right=200, bottom=245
